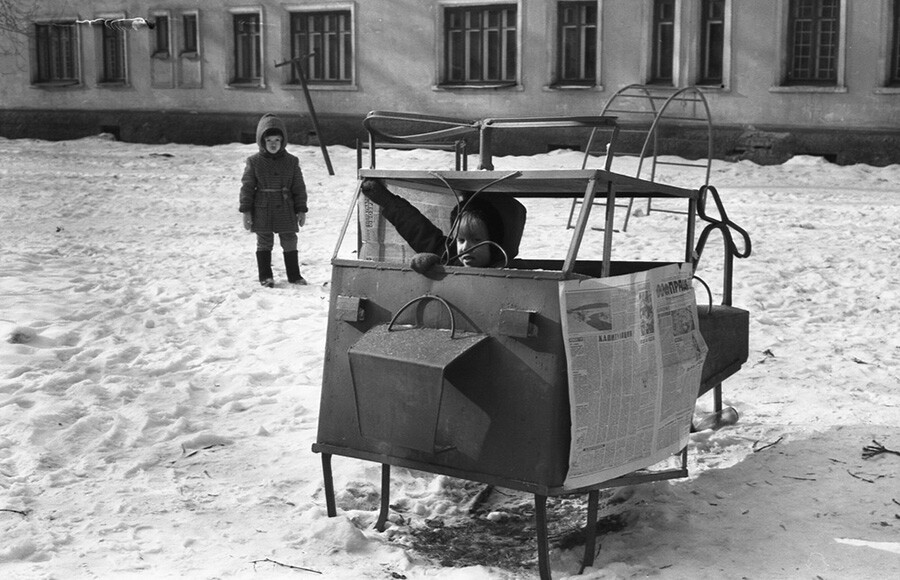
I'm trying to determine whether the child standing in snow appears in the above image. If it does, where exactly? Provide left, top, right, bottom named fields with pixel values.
left=239, top=113, right=309, bottom=287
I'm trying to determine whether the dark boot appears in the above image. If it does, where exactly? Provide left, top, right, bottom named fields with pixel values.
left=284, top=250, right=307, bottom=285
left=256, top=250, right=274, bottom=287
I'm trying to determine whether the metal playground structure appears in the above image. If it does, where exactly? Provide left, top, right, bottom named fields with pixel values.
left=312, top=109, right=751, bottom=579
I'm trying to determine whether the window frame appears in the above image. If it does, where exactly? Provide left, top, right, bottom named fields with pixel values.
left=438, top=1, right=521, bottom=89
left=32, top=20, right=81, bottom=87
left=889, top=0, right=900, bottom=86
left=151, top=11, right=171, bottom=60
left=784, top=0, right=840, bottom=86
left=229, top=7, right=265, bottom=87
left=95, top=12, right=128, bottom=86
left=553, top=1, right=600, bottom=88
left=772, top=0, right=847, bottom=92
left=697, top=0, right=727, bottom=86
left=180, top=10, right=200, bottom=58
left=649, top=0, right=677, bottom=85
left=287, top=5, right=355, bottom=87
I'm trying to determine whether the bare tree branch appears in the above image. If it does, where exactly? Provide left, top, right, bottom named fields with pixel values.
left=0, top=0, right=78, bottom=72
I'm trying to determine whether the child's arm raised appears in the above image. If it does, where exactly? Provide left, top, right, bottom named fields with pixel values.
left=361, top=179, right=447, bottom=256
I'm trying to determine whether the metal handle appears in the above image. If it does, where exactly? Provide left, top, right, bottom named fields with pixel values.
left=388, top=295, right=457, bottom=338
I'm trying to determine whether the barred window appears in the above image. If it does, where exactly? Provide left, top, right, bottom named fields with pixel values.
left=650, top=0, right=675, bottom=84
left=557, top=1, right=597, bottom=85
left=699, top=0, right=725, bottom=85
left=99, top=22, right=126, bottom=83
left=34, top=22, right=78, bottom=84
left=290, top=11, right=353, bottom=83
left=786, top=0, right=839, bottom=85
left=233, top=13, right=262, bottom=84
left=444, top=4, right=517, bottom=86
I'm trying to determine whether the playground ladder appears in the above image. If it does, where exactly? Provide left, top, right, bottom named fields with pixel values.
left=569, top=84, right=714, bottom=232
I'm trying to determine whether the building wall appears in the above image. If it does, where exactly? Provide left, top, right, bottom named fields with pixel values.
left=1, top=0, right=898, bottom=164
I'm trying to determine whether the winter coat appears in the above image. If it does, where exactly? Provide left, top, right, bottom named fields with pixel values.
left=239, top=114, right=308, bottom=234
left=372, top=185, right=526, bottom=266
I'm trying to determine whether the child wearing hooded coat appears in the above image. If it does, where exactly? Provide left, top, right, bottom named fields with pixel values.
left=239, top=114, right=308, bottom=287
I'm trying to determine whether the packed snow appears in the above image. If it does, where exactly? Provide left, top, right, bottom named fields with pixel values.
left=1, top=134, right=899, bottom=580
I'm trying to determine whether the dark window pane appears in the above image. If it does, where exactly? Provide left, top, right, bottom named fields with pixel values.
left=556, top=2, right=597, bottom=84
left=444, top=5, right=517, bottom=85
left=290, top=11, right=352, bottom=83
left=700, top=0, right=725, bottom=84
left=651, top=0, right=675, bottom=84
left=34, top=22, right=78, bottom=83
left=786, top=0, right=839, bottom=84
left=183, top=14, right=198, bottom=53
left=891, top=0, right=900, bottom=84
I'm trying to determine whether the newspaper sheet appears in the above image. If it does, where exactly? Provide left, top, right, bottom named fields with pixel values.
left=560, top=263, right=707, bottom=489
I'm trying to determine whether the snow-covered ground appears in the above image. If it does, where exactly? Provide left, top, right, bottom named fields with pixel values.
left=1, top=135, right=898, bottom=580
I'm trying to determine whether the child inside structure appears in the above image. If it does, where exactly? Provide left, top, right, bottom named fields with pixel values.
left=239, top=113, right=309, bottom=287
left=360, top=178, right=525, bottom=270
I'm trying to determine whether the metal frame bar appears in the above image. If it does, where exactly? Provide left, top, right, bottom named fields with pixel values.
left=314, top=443, right=688, bottom=580
left=562, top=177, right=600, bottom=276
left=478, top=115, right=619, bottom=171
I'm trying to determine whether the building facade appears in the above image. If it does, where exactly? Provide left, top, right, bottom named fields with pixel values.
left=1, top=0, right=899, bottom=164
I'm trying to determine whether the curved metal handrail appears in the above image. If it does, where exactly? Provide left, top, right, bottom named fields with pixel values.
left=693, top=185, right=752, bottom=307
left=636, top=86, right=713, bottom=187
left=363, top=110, right=480, bottom=144
left=388, top=294, right=457, bottom=338
left=581, top=83, right=658, bottom=171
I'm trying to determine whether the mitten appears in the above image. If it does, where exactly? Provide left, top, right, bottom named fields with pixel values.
left=242, top=212, right=252, bottom=231
left=360, top=179, right=395, bottom=206
left=410, top=252, right=441, bottom=274
left=297, top=212, right=307, bottom=227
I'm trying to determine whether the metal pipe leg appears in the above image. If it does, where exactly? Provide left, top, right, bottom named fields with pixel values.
left=580, top=490, right=600, bottom=573
left=534, top=494, right=551, bottom=580
left=321, top=453, right=336, bottom=517
left=713, top=383, right=723, bottom=413
left=374, top=463, right=391, bottom=532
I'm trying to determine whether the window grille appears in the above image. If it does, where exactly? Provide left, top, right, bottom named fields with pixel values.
left=699, top=0, right=725, bottom=85
left=651, top=0, right=675, bottom=84
left=786, top=0, right=839, bottom=84
left=34, top=22, right=78, bottom=84
left=233, top=13, right=261, bottom=84
left=444, top=4, right=517, bottom=86
left=291, top=11, right=353, bottom=83
left=557, top=1, right=597, bottom=85
left=100, top=23, right=126, bottom=83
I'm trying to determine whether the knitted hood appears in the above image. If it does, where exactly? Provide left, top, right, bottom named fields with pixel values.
left=451, top=193, right=527, bottom=262
left=255, top=113, right=289, bottom=154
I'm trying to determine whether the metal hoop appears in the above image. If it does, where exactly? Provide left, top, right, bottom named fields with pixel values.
left=387, top=295, right=457, bottom=338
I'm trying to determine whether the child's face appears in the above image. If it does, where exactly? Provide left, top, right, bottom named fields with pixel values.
left=264, top=134, right=283, bottom=154
left=456, top=216, right=492, bottom=267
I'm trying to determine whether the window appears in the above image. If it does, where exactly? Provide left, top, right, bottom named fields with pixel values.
left=232, top=12, right=262, bottom=84
left=786, top=0, right=839, bottom=85
left=182, top=12, right=199, bottom=54
left=556, top=1, right=597, bottom=85
left=290, top=10, right=353, bottom=84
left=443, top=4, right=517, bottom=86
left=153, top=14, right=170, bottom=58
left=34, top=22, right=78, bottom=85
left=891, top=0, right=900, bottom=85
left=650, top=0, right=675, bottom=84
left=699, top=0, right=725, bottom=85
left=99, top=20, right=127, bottom=83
